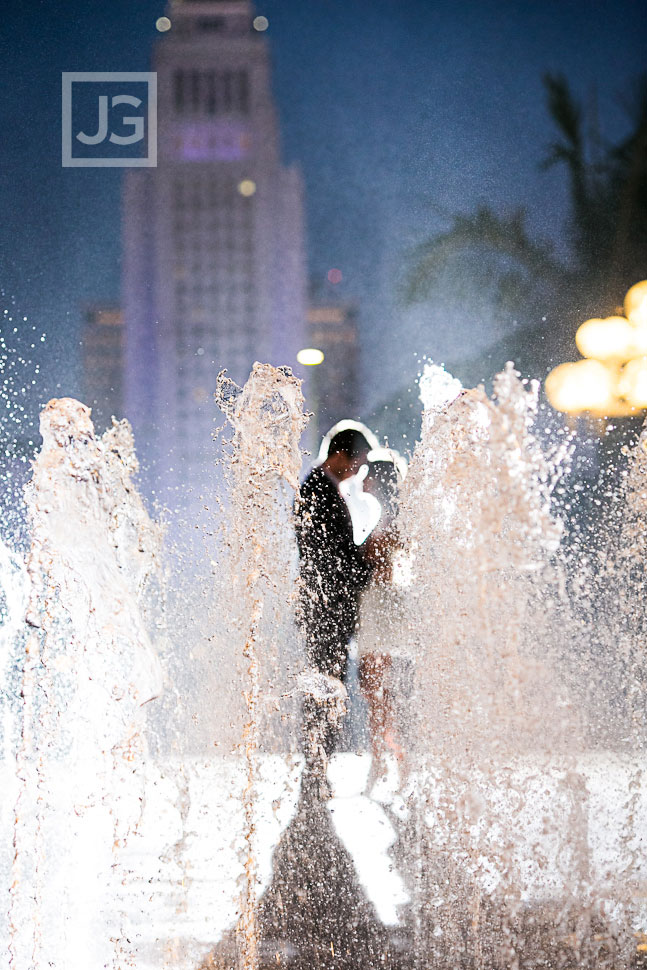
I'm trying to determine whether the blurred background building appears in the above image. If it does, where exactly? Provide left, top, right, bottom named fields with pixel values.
left=123, top=0, right=307, bottom=500
left=82, top=306, right=124, bottom=432
left=305, top=300, right=360, bottom=443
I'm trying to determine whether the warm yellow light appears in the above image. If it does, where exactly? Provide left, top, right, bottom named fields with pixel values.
left=545, top=359, right=615, bottom=415
left=238, top=179, right=256, bottom=197
left=155, top=16, right=172, bottom=31
left=297, top=348, right=324, bottom=366
left=627, top=321, right=647, bottom=356
left=618, top=357, right=647, bottom=408
left=624, top=280, right=647, bottom=327
left=548, top=282, right=647, bottom=417
left=545, top=363, right=579, bottom=413
left=575, top=316, right=635, bottom=362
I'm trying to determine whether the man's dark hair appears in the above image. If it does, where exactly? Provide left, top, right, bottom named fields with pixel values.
left=327, top=428, right=370, bottom=459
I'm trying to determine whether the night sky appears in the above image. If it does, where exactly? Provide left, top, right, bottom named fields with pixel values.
left=1, top=0, right=645, bottom=416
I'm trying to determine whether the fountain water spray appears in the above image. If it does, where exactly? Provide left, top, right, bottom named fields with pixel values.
left=0, top=360, right=646, bottom=969
left=395, top=362, right=647, bottom=967
left=8, top=399, right=162, bottom=970
left=215, top=363, right=307, bottom=970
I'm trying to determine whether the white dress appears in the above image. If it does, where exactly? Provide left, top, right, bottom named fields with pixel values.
left=356, top=560, right=415, bottom=722
left=356, top=541, right=412, bottom=662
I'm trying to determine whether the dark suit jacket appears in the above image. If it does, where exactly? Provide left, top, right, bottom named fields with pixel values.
left=294, top=465, right=372, bottom=675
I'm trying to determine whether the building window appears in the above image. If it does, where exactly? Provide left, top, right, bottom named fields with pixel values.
left=197, top=17, right=226, bottom=32
left=238, top=71, right=250, bottom=114
left=175, top=70, right=251, bottom=116
left=205, top=71, right=217, bottom=115
left=190, top=70, right=201, bottom=112
left=222, top=72, right=233, bottom=113
left=174, top=71, right=185, bottom=113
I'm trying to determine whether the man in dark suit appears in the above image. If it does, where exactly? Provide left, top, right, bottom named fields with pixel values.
left=294, top=428, right=374, bottom=684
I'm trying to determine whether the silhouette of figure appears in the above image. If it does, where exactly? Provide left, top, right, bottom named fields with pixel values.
left=294, top=427, right=374, bottom=682
left=357, top=452, right=411, bottom=778
left=294, top=427, right=374, bottom=766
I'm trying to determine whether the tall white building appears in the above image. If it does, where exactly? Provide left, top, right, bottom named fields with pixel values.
left=123, top=0, right=307, bottom=502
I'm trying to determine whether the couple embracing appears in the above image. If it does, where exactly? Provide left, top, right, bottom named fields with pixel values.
left=294, top=423, right=410, bottom=781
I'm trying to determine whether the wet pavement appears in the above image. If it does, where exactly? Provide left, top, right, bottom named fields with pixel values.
left=199, top=761, right=647, bottom=970
left=201, top=772, right=405, bottom=969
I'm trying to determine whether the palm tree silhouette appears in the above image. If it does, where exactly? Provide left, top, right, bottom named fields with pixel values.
left=404, top=73, right=647, bottom=376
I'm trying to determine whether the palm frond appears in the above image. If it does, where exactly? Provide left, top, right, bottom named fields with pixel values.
left=542, top=73, right=582, bottom=156
left=403, top=207, right=562, bottom=305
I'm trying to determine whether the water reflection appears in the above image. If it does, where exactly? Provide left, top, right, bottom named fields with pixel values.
left=203, top=758, right=402, bottom=969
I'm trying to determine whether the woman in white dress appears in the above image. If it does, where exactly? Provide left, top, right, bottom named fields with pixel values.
left=356, top=451, right=412, bottom=772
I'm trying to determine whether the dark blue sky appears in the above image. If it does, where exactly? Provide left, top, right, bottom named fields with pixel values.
left=1, top=0, right=645, bottom=411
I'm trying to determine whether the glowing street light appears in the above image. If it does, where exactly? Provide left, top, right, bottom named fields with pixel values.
left=618, top=357, right=647, bottom=409
left=545, top=360, right=616, bottom=415
left=575, top=316, right=635, bottom=362
left=545, top=280, right=647, bottom=418
left=624, top=280, right=647, bottom=327
left=297, top=348, right=324, bottom=366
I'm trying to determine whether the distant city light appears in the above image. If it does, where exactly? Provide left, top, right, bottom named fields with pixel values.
left=253, top=15, right=269, bottom=31
left=297, top=348, right=324, bottom=366
left=155, top=16, right=172, bottom=32
left=238, top=179, right=257, bottom=197
left=327, top=268, right=343, bottom=284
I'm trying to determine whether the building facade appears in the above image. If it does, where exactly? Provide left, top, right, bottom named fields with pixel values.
left=306, top=301, right=360, bottom=442
left=123, top=0, right=307, bottom=501
left=82, top=307, right=124, bottom=433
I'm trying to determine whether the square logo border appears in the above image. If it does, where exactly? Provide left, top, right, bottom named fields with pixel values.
left=62, top=72, right=157, bottom=168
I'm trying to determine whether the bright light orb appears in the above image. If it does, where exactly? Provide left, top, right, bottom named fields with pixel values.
left=629, top=323, right=647, bottom=357
left=155, top=16, right=172, bottom=32
left=253, top=15, right=269, bottom=31
left=545, top=359, right=615, bottom=415
left=297, top=348, right=324, bottom=366
left=238, top=179, right=256, bottom=197
left=625, top=280, right=647, bottom=327
left=575, top=316, right=635, bottom=363
left=619, top=357, right=647, bottom=408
